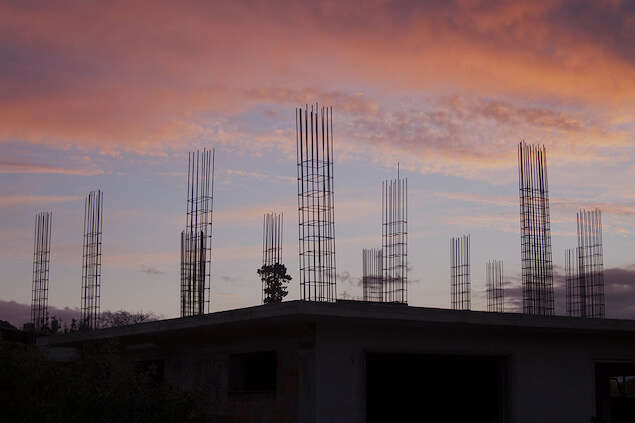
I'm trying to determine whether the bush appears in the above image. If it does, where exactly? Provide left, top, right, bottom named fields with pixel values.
left=0, top=339, right=210, bottom=422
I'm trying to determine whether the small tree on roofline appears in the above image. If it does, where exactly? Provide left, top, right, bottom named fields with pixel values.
left=258, top=263, right=292, bottom=304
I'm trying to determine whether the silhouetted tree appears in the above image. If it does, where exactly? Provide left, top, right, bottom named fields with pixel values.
left=100, top=310, right=160, bottom=328
left=258, top=263, right=291, bottom=304
left=64, top=318, right=79, bottom=333
left=22, top=311, right=161, bottom=334
left=37, top=315, right=61, bottom=335
left=0, top=320, right=16, bottom=330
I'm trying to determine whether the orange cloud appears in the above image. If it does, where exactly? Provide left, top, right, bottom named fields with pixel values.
left=335, top=95, right=633, bottom=182
left=0, top=161, right=104, bottom=176
left=0, top=0, right=632, bottom=164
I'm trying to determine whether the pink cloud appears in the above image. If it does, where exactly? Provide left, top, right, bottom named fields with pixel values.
left=221, top=169, right=296, bottom=185
left=0, top=160, right=104, bottom=176
left=336, top=96, right=632, bottom=180
left=0, top=0, right=632, bottom=160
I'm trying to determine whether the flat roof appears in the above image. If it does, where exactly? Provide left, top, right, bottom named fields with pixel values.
left=40, top=300, right=635, bottom=347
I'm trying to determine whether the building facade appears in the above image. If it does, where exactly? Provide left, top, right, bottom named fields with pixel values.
left=41, top=300, right=635, bottom=422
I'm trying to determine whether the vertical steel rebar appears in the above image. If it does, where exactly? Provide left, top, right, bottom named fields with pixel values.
left=486, top=260, right=504, bottom=312
left=362, top=248, right=383, bottom=302
left=382, top=171, right=408, bottom=304
left=296, top=104, right=336, bottom=302
left=565, top=248, right=580, bottom=316
left=81, top=190, right=102, bottom=329
left=518, top=141, right=554, bottom=315
left=567, top=209, right=604, bottom=318
left=180, top=149, right=214, bottom=316
left=450, top=235, right=471, bottom=310
left=31, top=211, right=52, bottom=331
left=262, top=212, right=283, bottom=303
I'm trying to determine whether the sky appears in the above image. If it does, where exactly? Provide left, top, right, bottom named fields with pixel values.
left=1, top=0, right=635, bottom=327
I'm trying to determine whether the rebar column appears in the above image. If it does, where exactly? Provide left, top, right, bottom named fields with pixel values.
left=180, top=148, right=215, bottom=317
left=31, top=211, right=52, bottom=331
left=518, top=141, right=554, bottom=315
left=382, top=174, right=408, bottom=304
left=296, top=104, right=336, bottom=302
left=81, top=190, right=102, bottom=329
left=486, top=260, right=504, bottom=312
left=567, top=209, right=605, bottom=318
left=450, top=235, right=471, bottom=310
left=362, top=248, right=383, bottom=302
left=263, top=212, right=283, bottom=267
left=262, top=212, right=283, bottom=303
left=565, top=248, right=582, bottom=317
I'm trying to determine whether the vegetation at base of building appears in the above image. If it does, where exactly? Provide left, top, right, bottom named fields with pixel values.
left=257, top=263, right=292, bottom=304
left=21, top=310, right=162, bottom=335
left=0, top=339, right=210, bottom=422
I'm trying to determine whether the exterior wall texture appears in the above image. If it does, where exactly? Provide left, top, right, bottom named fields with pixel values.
left=40, top=300, right=635, bottom=422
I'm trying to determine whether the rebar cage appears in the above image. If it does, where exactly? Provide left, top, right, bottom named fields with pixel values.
left=181, top=149, right=214, bottom=316
left=518, top=141, right=554, bottom=315
left=566, top=209, right=604, bottom=318
left=382, top=177, right=408, bottom=304
left=486, top=260, right=504, bottom=312
left=31, top=211, right=52, bottom=330
left=81, top=190, right=102, bottom=329
left=565, top=248, right=581, bottom=317
left=450, top=234, right=471, bottom=310
left=296, top=104, right=336, bottom=302
left=578, top=209, right=605, bottom=317
left=363, top=248, right=383, bottom=302
left=262, top=212, right=283, bottom=303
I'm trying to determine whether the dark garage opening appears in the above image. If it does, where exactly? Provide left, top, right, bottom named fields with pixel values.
left=366, top=353, right=507, bottom=422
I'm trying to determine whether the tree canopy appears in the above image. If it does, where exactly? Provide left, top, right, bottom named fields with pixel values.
left=0, top=320, right=16, bottom=330
left=101, top=310, right=160, bottom=328
left=20, top=310, right=161, bottom=335
left=257, top=263, right=292, bottom=304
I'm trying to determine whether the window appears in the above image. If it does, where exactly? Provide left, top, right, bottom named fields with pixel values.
left=610, top=375, right=635, bottom=398
left=229, top=351, right=277, bottom=392
left=596, top=363, right=635, bottom=422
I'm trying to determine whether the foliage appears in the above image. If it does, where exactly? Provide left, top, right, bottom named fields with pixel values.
left=257, top=263, right=292, bottom=304
left=22, top=315, right=62, bottom=335
left=0, top=320, right=16, bottom=330
left=0, top=339, right=210, bottom=422
left=100, top=310, right=161, bottom=328
left=20, top=310, right=161, bottom=335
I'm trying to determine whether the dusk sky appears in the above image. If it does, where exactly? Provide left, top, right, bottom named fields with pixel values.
left=2, top=0, right=635, bottom=326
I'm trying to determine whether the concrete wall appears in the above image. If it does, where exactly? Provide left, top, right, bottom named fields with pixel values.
left=311, top=312, right=635, bottom=423
left=118, top=319, right=316, bottom=422
left=40, top=301, right=635, bottom=422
